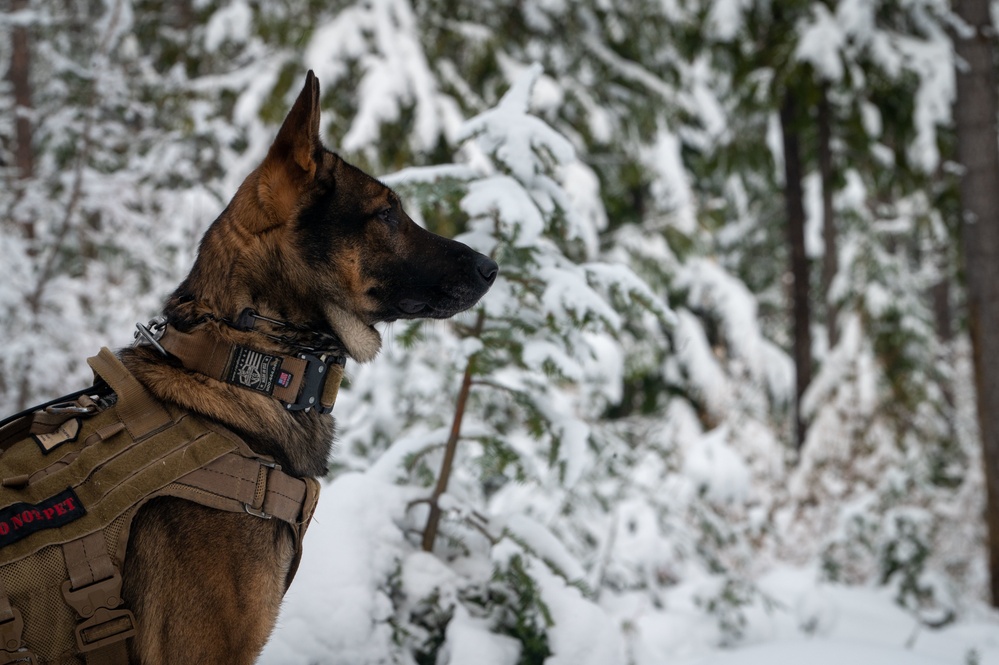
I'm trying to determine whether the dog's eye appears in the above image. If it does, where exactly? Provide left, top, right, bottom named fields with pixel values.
left=376, top=208, right=397, bottom=227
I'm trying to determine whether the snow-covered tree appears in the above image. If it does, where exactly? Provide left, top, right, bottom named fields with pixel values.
left=288, top=65, right=669, bottom=664
left=0, top=0, right=216, bottom=413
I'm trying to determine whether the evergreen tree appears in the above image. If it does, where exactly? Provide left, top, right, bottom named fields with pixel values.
left=315, top=65, right=668, bottom=664
left=0, top=0, right=207, bottom=412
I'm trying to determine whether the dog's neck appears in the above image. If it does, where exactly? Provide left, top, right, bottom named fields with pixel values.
left=120, top=339, right=337, bottom=477
left=215, top=307, right=348, bottom=357
left=163, top=294, right=382, bottom=364
left=120, top=301, right=349, bottom=477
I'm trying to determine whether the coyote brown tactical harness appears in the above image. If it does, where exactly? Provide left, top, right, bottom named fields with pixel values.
left=0, top=331, right=340, bottom=664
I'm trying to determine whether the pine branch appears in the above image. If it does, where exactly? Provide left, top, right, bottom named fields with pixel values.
left=422, top=309, right=486, bottom=552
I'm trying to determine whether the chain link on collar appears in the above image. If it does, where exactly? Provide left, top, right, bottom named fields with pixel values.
left=223, top=308, right=347, bottom=358
left=137, top=307, right=347, bottom=359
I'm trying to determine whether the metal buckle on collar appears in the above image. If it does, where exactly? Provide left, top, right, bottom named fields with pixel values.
left=234, top=308, right=261, bottom=331
left=44, top=403, right=97, bottom=416
left=133, top=316, right=168, bottom=356
left=284, top=353, right=345, bottom=414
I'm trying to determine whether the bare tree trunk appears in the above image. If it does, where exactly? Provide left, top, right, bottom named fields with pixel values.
left=7, top=0, right=34, bottom=409
left=932, top=278, right=952, bottom=343
left=953, top=0, right=999, bottom=607
left=8, top=0, right=33, bottom=182
left=422, top=311, right=485, bottom=552
left=780, top=91, right=812, bottom=451
left=817, top=83, right=838, bottom=349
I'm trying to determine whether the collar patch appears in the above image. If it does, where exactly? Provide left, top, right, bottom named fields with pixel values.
left=226, top=346, right=283, bottom=394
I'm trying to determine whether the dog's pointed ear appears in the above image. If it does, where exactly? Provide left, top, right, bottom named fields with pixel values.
left=267, top=70, right=322, bottom=178
left=252, top=72, right=322, bottom=230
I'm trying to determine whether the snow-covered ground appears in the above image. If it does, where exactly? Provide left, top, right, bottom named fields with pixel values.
left=260, top=470, right=999, bottom=665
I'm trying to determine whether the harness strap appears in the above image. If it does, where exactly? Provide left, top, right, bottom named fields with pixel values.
left=63, top=532, right=114, bottom=591
left=0, top=577, right=32, bottom=664
left=87, top=349, right=171, bottom=441
left=286, top=476, right=321, bottom=589
left=61, top=532, right=135, bottom=662
left=166, top=452, right=308, bottom=523
left=0, top=418, right=32, bottom=458
left=152, top=455, right=320, bottom=589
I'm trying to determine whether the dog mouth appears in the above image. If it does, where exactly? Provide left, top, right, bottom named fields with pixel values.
left=387, top=282, right=494, bottom=321
left=388, top=297, right=472, bottom=321
left=398, top=299, right=429, bottom=316
left=376, top=254, right=499, bottom=323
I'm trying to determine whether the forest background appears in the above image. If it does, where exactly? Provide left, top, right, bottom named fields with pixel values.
left=4, top=0, right=999, bottom=663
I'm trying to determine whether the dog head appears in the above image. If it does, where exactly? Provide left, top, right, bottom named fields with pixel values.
left=170, top=71, right=497, bottom=362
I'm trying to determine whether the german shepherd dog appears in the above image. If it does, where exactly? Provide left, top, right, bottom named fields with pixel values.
left=111, top=72, right=497, bottom=662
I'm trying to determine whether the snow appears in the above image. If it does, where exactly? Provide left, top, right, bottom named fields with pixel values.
left=645, top=128, right=698, bottom=235
left=795, top=4, right=845, bottom=82
left=458, top=63, right=575, bottom=186
left=706, top=0, right=749, bottom=41
left=690, top=640, right=949, bottom=665
left=462, top=175, right=546, bottom=247
left=7, top=5, right=996, bottom=665
left=437, top=607, right=523, bottom=665
left=673, top=308, right=732, bottom=416
left=304, top=0, right=462, bottom=156
left=258, top=473, right=417, bottom=664
left=682, top=425, right=751, bottom=504
left=265, top=481, right=999, bottom=664
left=803, top=173, right=824, bottom=259
left=524, top=552, right=627, bottom=665
left=204, top=0, right=252, bottom=51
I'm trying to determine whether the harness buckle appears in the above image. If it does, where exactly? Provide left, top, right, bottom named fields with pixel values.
left=61, top=571, right=125, bottom=619
left=73, top=607, right=136, bottom=654
left=243, top=458, right=281, bottom=519
left=243, top=503, right=272, bottom=519
left=61, top=571, right=136, bottom=653
left=0, top=607, right=34, bottom=664
left=44, top=403, right=97, bottom=416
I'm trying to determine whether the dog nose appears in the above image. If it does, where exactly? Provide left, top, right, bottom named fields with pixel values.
left=476, top=255, right=499, bottom=285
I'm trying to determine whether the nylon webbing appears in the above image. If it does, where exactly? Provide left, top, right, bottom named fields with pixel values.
left=0, top=417, right=32, bottom=456
left=61, top=531, right=135, bottom=663
left=0, top=576, right=26, bottom=658
left=285, top=476, right=321, bottom=589
left=87, top=348, right=171, bottom=441
left=157, top=326, right=309, bottom=404
left=0, top=578, right=13, bottom=626
left=320, top=362, right=344, bottom=411
left=62, top=532, right=114, bottom=591
left=168, top=453, right=309, bottom=524
left=85, top=640, right=128, bottom=665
